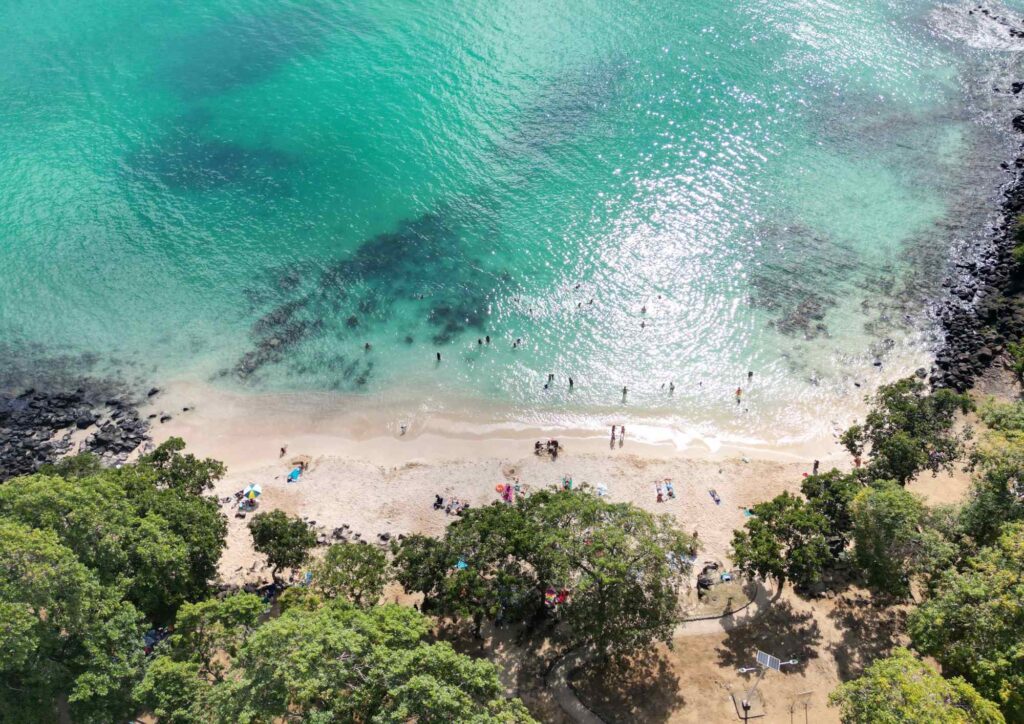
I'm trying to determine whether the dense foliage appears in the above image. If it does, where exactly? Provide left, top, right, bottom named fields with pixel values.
left=137, top=594, right=535, bottom=723
left=908, top=523, right=1024, bottom=720
left=0, top=439, right=227, bottom=723
left=393, top=487, right=696, bottom=657
left=829, top=648, right=1004, bottom=724
left=248, top=509, right=317, bottom=582
left=840, top=378, right=972, bottom=484
left=312, top=540, right=390, bottom=606
left=850, top=482, right=954, bottom=599
left=730, top=491, right=831, bottom=589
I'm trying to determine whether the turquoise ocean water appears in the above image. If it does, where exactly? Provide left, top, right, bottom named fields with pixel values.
left=3, top=0, right=1024, bottom=440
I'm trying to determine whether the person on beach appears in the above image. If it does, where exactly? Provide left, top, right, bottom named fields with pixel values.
left=665, top=480, right=676, bottom=499
left=656, top=483, right=664, bottom=503
left=279, top=445, right=287, bottom=458
left=619, top=426, right=625, bottom=447
left=568, top=376, right=574, bottom=390
left=748, top=370, right=753, bottom=380
left=735, top=387, right=742, bottom=404
left=610, top=425, right=616, bottom=442
left=669, top=381, right=675, bottom=394
left=812, top=459, right=820, bottom=475
left=622, top=386, right=628, bottom=402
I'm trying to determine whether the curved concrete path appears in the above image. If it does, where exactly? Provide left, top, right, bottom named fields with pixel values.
left=547, top=580, right=775, bottom=723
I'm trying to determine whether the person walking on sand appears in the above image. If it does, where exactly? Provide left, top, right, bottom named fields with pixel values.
left=611, top=425, right=616, bottom=442
left=619, top=426, right=625, bottom=446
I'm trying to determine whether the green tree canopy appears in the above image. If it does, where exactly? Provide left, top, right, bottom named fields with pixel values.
left=908, top=522, right=1024, bottom=719
left=0, top=520, right=146, bottom=724
left=248, top=509, right=317, bottom=582
left=840, top=377, right=972, bottom=484
left=312, top=541, right=390, bottom=606
left=730, top=491, right=831, bottom=589
left=137, top=599, right=535, bottom=723
left=801, top=469, right=862, bottom=545
left=0, top=444, right=227, bottom=622
left=393, top=488, right=696, bottom=657
left=850, top=482, right=955, bottom=598
left=829, top=648, right=1004, bottom=724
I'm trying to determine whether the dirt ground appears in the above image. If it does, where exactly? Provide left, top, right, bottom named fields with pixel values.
left=571, top=586, right=911, bottom=724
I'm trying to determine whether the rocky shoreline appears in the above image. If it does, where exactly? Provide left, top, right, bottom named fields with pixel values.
left=0, top=384, right=151, bottom=482
left=930, top=110, right=1024, bottom=392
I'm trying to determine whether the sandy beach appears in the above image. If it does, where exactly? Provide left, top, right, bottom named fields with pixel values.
left=141, top=380, right=858, bottom=587
left=127, top=376, right=978, bottom=723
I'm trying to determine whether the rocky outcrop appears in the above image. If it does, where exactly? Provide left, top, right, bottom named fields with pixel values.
left=0, top=386, right=150, bottom=481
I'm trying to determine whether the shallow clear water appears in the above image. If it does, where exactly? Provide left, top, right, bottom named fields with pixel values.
left=2, top=0, right=1024, bottom=440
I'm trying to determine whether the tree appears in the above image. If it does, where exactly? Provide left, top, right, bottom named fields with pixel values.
left=143, top=599, right=535, bottom=723
left=850, top=482, right=954, bottom=598
left=730, top=491, right=831, bottom=589
left=0, top=520, right=146, bottom=724
left=132, top=657, right=204, bottom=724
left=840, top=378, right=972, bottom=484
left=160, top=594, right=265, bottom=680
left=312, top=541, right=389, bottom=606
left=392, top=488, right=696, bottom=657
left=828, top=648, right=1003, bottom=724
left=0, top=448, right=227, bottom=622
left=908, top=522, right=1024, bottom=719
left=959, top=448, right=1024, bottom=550
left=248, top=509, right=317, bottom=582
left=801, top=469, right=862, bottom=541
left=137, top=436, right=226, bottom=496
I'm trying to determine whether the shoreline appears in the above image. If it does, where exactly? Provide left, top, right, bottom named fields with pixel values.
left=140, top=379, right=852, bottom=473
left=931, top=89, right=1024, bottom=390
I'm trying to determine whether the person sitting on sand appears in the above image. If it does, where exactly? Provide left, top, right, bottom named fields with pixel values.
left=665, top=480, right=676, bottom=499
left=656, top=483, right=664, bottom=503
left=535, top=440, right=543, bottom=455
left=433, top=494, right=444, bottom=510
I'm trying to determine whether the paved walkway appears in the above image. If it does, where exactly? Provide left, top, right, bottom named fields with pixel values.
left=547, top=580, right=775, bottom=723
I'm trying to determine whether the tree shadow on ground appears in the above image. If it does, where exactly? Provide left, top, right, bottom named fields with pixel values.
left=572, top=647, right=686, bottom=724
left=440, top=619, right=571, bottom=723
left=717, top=598, right=821, bottom=674
left=827, top=592, right=907, bottom=681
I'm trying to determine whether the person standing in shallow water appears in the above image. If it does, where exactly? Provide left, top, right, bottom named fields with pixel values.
left=436, top=352, right=441, bottom=362
left=735, top=387, right=742, bottom=404
left=622, top=386, right=628, bottom=402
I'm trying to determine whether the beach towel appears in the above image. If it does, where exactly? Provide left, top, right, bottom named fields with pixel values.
left=288, top=467, right=302, bottom=482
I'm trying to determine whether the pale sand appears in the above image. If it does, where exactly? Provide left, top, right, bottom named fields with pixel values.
left=141, top=380, right=851, bottom=586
